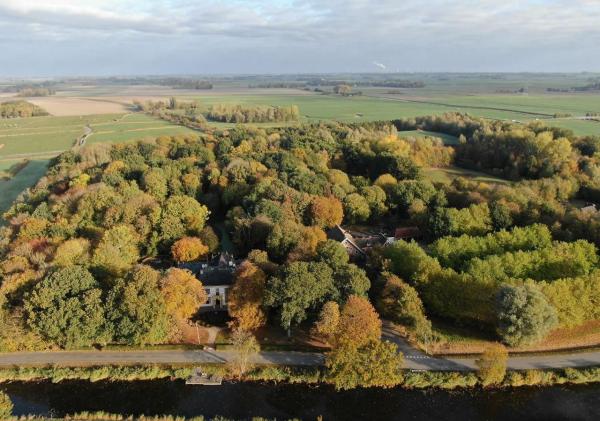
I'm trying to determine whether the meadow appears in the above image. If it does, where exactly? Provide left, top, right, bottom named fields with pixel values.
left=187, top=92, right=600, bottom=136
left=0, top=113, right=195, bottom=159
left=0, top=159, right=49, bottom=215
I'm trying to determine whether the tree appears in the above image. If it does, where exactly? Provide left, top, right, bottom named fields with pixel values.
left=0, top=390, right=13, bottom=419
left=199, top=226, right=220, bottom=253
left=316, top=240, right=349, bottom=268
left=476, top=344, right=508, bottom=387
left=377, top=273, right=433, bottom=344
left=160, top=195, right=210, bottom=246
left=53, top=238, right=91, bottom=267
left=326, top=340, right=404, bottom=390
left=228, top=261, right=267, bottom=331
left=343, top=193, right=371, bottom=224
left=171, top=237, right=209, bottom=263
left=24, top=266, right=106, bottom=348
left=106, top=265, right=169, bottom=345
left=312, top=301, right=340, bottom=344
left=308, top=196, right=344, bottom=228
left=227, top=328, right=260, bottom=379
left=333, top=84, right=352, bottom=96
left=264, top=261, right=334, bottom=331
left=142, top=168, right=168, bottom=200
left=334, top=296, right=381, bottom=349
left=495, top=283, right=558, bottom=347
left=160, top=268, right=207, bottom=320
left=92, top=224, right=140, bottom=278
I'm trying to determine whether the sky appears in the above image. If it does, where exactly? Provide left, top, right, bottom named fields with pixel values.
left=0, top=0, right=599, bottom=76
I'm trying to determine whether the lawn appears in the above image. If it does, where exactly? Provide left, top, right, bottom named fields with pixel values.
left=423, top=166, right=511, bottom=185
left=0, top=159, right=50, bottom=217
left=430, top=320, right=600, bottom=355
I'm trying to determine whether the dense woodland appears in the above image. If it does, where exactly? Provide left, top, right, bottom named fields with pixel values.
left=0, top=101, right=48, bottom=118
left=1, top=113, right=600, bottom=386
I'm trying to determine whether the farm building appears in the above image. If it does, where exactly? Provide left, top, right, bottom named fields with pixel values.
left=179, top=252, right=238, bottom=311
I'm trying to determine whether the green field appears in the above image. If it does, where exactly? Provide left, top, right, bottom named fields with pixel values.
left=0, top=113, right=196, bottom=159
left=86, top=113, right=195, bottom=144
left=398, top=130, right=460, bottom=145
left=189, top=92, right=599, bottom=136
left=0, top=159, right=50, bottom=216
left=423, top=166, right=511, bottom=185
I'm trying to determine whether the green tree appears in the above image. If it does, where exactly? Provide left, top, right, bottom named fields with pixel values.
left=326, top=340, right=404, bottom=390
left=377, top=273, right=433, bottom=343
left=476, top=344, right=508, bottom=387
left=495, top=283, right=558, bottom=347
left=106, top=265, right=169, bottom=345
left=92, top=224, right=140, bottom=278
left=24, top=266, right=106, bottom=348
left=160, top=195, right=210, bottom=246
left=343, top=193, right=371, bottom=224
left=264, top=261, right=334, bottom=331
left=142, top=168, right=168, bottom=201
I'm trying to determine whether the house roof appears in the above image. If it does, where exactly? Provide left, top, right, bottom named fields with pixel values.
left=395, top=227, right=421, bottom=239
left=327, top=225, right=350, bottom=242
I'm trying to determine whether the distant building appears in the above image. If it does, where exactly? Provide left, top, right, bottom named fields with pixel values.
left=326, top=225, right=365, bottom=258
left=179, top=252, right=238, bottom=311
left=327, top=225, right=423, bottom=257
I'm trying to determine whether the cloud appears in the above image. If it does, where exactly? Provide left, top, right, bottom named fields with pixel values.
left=373, top=62, right=387, bottom=70
left=0, top=0, right=598, bottom=74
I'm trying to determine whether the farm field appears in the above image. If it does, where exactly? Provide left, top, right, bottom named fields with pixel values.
left=27, top=96, right=129, bottom=116
left=0, top=159, right=49, bottom=215
left=181, top=92, right=600, bottom=135
left=0, top=113, right=195, bottom=159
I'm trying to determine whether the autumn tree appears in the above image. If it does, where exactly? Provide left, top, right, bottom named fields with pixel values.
left=326, top=340, right=404, bottom=390
left=334, top=295, right=382, bottom=349
left=228, top=261, right=267, bottom=331
left=308, top=196, right=344, bottom=228
left=0, top=391, right=13, bottom=419
left=24, top=266, right=107, bottom=348
left=160, top=268, right=207, bottom=320
left=171, top=237, right=209, bottom=263
left=476, top=343, right=508, bottom=387
left=53, top=238, right=91, bottom=267
left=312, top=301, right=340, bottom=344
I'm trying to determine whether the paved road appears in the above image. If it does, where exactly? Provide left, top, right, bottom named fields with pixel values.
left=1, top=346, right=599, bottom=371
left=0, top=350, right=324, bottom=368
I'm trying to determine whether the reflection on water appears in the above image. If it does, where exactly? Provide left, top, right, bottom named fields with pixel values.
left=3, top=380, right=600, bottom=421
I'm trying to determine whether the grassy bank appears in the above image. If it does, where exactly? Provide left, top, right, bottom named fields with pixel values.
left=2, top=364, right=599, bottom=390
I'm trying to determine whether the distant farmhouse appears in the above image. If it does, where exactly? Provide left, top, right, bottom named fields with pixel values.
left=179, top=252, right=238, bottom=311
left=326, top=225, right=421, bottom=258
